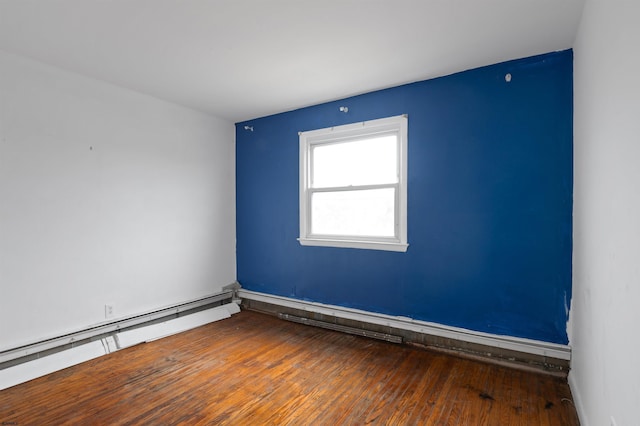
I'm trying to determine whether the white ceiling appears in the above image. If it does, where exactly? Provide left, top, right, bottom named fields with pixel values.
left=0, top=0, right=585, bottom=123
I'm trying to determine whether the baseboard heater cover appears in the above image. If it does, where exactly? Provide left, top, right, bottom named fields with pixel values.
left=0, top=340, right=107, bottom=393
left=239, top=289, right=571, bottom=362
left=0, top=302, right=240, bottom=391
left=117, top=302, right=239, bottom=349
left=0, top=290, right=234, bottom=366
left=279, top=313, right=403, bottom=344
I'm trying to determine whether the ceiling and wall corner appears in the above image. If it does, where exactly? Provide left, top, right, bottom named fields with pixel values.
left=0, top=0, right=585, bottom=122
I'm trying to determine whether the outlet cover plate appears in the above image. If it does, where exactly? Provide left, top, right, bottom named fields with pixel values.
left=105, top=304, right=114, bottom=319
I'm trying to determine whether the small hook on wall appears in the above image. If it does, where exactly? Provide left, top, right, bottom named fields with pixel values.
left=339, top=106, right=349, bottom=113
left=244, top=125, right=254, bottom=132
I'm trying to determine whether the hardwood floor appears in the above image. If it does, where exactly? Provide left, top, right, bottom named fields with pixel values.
left=0, top=310, right=579, bottom=425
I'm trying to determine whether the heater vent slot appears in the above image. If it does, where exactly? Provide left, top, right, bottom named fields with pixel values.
left=279, top=313, right=403, bottom=344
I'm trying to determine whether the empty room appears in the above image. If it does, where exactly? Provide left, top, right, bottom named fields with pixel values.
left=1, top=1, right=638, bottom=425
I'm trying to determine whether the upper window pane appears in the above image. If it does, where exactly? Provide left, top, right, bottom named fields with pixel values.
left=311, top=134, right=398, bottom=188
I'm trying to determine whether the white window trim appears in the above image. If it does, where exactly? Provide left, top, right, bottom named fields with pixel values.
left=298, top=115, right=408, bottom=252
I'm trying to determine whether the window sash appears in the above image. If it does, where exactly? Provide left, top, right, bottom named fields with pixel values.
left=307, top=183, right=400, bottom=241
left=299, top=115, right=408, bottom=252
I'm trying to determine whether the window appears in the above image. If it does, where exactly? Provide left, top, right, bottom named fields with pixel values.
left=299, top=115, right=408, bottom=252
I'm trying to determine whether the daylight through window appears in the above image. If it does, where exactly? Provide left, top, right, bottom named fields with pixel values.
left=299, top=115, right=408, bottom=252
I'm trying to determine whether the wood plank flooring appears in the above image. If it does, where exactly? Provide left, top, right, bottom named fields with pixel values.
left=0, top=310, right=579, bottom=425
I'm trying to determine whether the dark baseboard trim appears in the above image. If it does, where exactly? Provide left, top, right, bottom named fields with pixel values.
left=241, top=296, right=570, bottom=377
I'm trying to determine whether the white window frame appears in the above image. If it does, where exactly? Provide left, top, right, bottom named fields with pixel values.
left=298, top=115, right=408, bottom=252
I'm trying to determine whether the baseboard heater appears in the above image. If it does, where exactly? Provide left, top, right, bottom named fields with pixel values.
left=240, top=289, right=572, bottom=375
left=0, top=291, right=240, bottom=391
left=0, top=291, right=234, bottom=368
left=279, top=313, right=403, bottom=344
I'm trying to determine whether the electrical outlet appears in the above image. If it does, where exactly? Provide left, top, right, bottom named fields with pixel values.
left=105, top=304, right=114, bottom=319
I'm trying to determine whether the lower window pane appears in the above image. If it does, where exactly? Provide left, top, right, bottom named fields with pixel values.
left=311, top=188, right=395, bottom=237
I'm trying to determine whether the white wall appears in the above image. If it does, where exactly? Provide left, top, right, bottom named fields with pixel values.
left=571, top=1, right=640, bottom=425
left=0, top=50, right=236, bottom=351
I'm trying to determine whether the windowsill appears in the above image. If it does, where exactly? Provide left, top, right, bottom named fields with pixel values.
left=298, top=237, right=408, bottom=252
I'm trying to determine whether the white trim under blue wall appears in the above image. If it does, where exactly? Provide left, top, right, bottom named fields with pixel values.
left=238, top=289, right=571, bottom=361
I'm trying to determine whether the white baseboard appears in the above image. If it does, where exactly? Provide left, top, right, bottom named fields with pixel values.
left=0, top=340, right=106, bottom=392
left=568, top=371, right=588, bottom=426
left=117, top=302, right=239, bottom=349
left=238, top=289, right=571, bottom=361
left=0, top=291, right=233, bottom=364
left=0, top=302, right=240, bottom=391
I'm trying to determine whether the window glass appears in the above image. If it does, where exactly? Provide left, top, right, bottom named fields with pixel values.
left=311, top=135, right=398, bottom=188
left=299, top=115, right=408, bottom=252
left=311, top=188, right=395, bottom=236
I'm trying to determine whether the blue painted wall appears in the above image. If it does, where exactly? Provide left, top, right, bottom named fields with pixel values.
left=236, top=50, right=573, bottom=344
